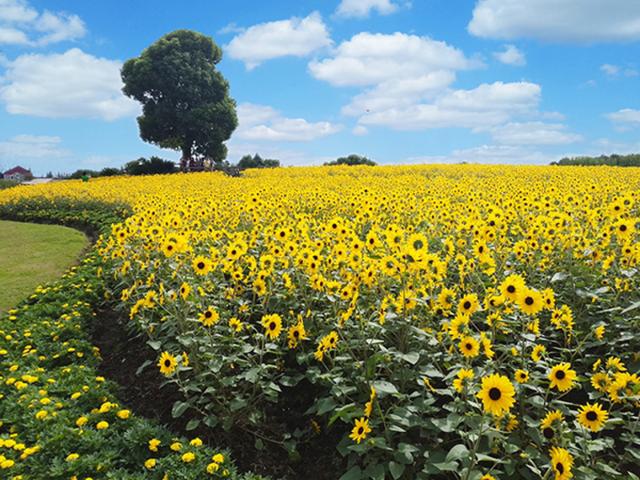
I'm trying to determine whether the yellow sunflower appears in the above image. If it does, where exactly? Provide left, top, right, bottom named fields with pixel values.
left=549, top=447, right=573, bottom=480
left=514, top=369, right=529, bottom=384
left=477, top=374, right=515, bottom=416
left=453, top=368, right=475, bottom=393
left=499, top=274, right=526, bottom=302
left=158, top=352, right=177, bottom=376
left=199, top=307, right=220, bottom=327
left=458, top=336, right=480, bottom=358
left=191, top=256, right=212, bottom=276
left=457, top=293, right=479, bottom=317
left=261, top=314, right=282, bottom=340
left=349, top=417, right=371, bottom=444
left=517, top=288, right=544, bottom=316
left=540, top=409, right=564, bottom=441
left=577, top=403, right=608, bottom=432
left=548, top=363, right=577, bottom=392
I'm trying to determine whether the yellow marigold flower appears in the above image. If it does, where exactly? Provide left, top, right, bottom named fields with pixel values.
left=96, top=421, right=109, bottom=430
left=66, top=453, right=80, bottom=462
left=35, top=410, right=48, bottom=420
left=181, top=452, right=195, bottom=463
left=594, top=324, right=605, bottom=340
left=148, top=438, right=161, bottom=452
left=144, top=458, right=157, bottom=470
left=190, top=437, right=203, bottom=447
left=212, top=453, right=225, bottom=463
left=170, top=441, right=182, bottom=451
left=207, top=462, right=220, bottom=474
left=117, top=409, right=131, bottom=419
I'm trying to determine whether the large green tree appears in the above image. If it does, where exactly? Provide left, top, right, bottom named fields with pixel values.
left=121, top=30, right=237, bottom=171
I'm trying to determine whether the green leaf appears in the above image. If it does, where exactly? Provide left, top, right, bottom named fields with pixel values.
left=147, top=340, right=162, bottom=350
left=372, top=380, right=399, bottom=396
left=446, top=444, right=469, bottom=462
left=388, top=461, right=405, bottom=480
left=171, top=401, right=189, bottom=418
left=185, top=418, right=200, bottom=431
left=339, top=466, right=363, bottom=480
left=398, top=351, right=420, bottom=365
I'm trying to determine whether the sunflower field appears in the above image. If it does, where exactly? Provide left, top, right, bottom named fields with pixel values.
left=1, top=164, right=639, bottom=480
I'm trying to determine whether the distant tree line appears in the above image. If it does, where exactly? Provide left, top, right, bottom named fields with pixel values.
left=553, top=153, right=640, bottom=167
left=324, top=154, right=376, bottom=166
left=65, top=156, right=178, bottom=179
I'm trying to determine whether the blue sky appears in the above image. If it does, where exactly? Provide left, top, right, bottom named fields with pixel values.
left=1, top=0, right=639, bottom=175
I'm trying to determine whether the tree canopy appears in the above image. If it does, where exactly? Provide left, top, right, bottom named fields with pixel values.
left=324, top=154, right=377, bottom=166
left=121, top=30, right=237, bottom=171
left=553, top=153, right=640, bottom=167
left=237, top=154, right=280, bottom=170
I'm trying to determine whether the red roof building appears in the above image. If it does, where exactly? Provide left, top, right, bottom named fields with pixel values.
left=3, top=166, right=32, bottom=181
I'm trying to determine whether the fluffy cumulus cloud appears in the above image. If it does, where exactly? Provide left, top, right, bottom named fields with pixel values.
left=0, top=134, right=68, bottom=160
left=483, top=121, right=582, bottom=145
left=235, top=103, right=341, bottom=141
left=600, top=63, right=638, bottom=77
left=309, top=32, right=476, bottom=87
left=226, top=12, right=331, bottom=69
left=468, top=0, right=640, bottom=42
left=0, top=48, right=140, bottom=120
left=493, top=44, right=525, bottom=66
left=335, top=0, right=401, bottom=18
left=0, top=0, right=85, bottom=46
left=356, top=81, right=541, bottom=130
left=606, top=108, right=640, bottom=127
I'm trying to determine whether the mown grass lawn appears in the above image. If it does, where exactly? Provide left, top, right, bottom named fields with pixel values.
left=0, top=220, right=88, bottom=311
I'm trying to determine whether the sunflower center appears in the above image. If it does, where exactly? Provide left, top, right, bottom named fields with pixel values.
left=465, top=342, right=472, bottom=350
left=555, top=370, right=566, bottom=380
left=586, top=411, right=598, bottom=421
left=507, top=285, right=516, bottom=293
left=543, top=427, right=554, bottom=439
left=269, top=322, right=276, bottom=330
left=293, top=330, right=299, bottom=338
left=525, top=296, right=534, bottom=305
left=164, top=359, right=171, bottom=367
left=620, top=224, right=627, bottom=232
left=556, top=462, right=564, bottom=474
left=205, top=311, right=212, bottom=318
left=197, top=262, right=205, bottom=269
left=463, top=301, right=471, bottom=310
left=357, top=427, right=364, bottom=434
left=489, top=387, right=502, bottom=400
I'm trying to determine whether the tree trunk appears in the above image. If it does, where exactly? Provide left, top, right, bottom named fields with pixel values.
left=181, top=142, right=192, bottom=172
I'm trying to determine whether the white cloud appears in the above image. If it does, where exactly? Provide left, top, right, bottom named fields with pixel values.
left=0, top=25, right=27, bottom=43
left=0, top=134, right=68, bottom=160
left=493, top=44, right=525, bottom=66
left=601, top=63, right=638, bottom=77
left=235, top=103, right=341, bottom=141
left=335, top=0, right=400, bottom=18
left=0, top=0, right=37, bottom=23
left=226, top=12, right=331, bottom=69
left=0, top=48, right=140, bottom=121
left=484, top=122, right=582, bottom=145
left=352, top=125, right=369, bottom=136
left=309, top=32, right=477, bottom=87
left=0, top=0, right=85, bottom=46
left=469, top=0, right=640, bottom=42
left=606, top=108, right=640, bottom=127
left=226, top=141, right=333, bottom=166
left=404, top=145, right=558, bottom=165
left=217, top=22, right=244, bottom=35
left=356, top=81, right=541, bottom=130
left=601, top=64, right=620, bottom=76
left=342, top=71, right=455, bottom=116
